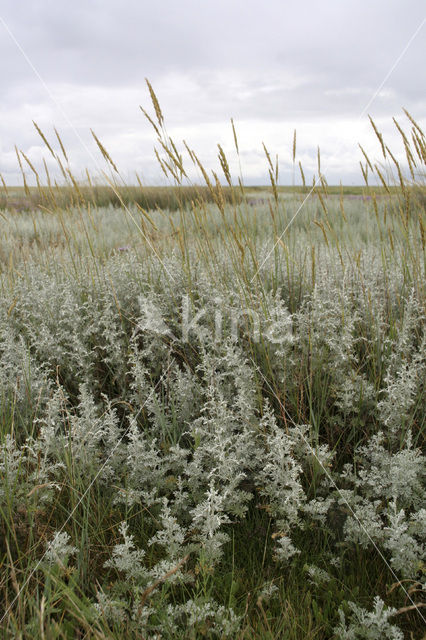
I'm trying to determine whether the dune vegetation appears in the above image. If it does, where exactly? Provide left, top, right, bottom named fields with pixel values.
left=0, top=91, right=425, bottom=638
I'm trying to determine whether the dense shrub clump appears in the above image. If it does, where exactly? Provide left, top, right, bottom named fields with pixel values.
left=0, top=203, right=424, bottom=637
left=0, top=106, right=425, bottom=637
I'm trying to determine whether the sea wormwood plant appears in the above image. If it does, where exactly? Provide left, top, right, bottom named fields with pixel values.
left=0, top=98, right=425, bottom=638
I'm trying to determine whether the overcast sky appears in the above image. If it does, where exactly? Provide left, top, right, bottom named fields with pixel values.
left=0, top=0, right=425, bottom=186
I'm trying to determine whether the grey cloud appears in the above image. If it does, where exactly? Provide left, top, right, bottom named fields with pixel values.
left=0, top=0, right=424, bottom=184
left=1, top=0, right=424, bottom=88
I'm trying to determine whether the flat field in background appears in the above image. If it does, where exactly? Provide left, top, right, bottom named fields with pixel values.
left=0, top=183, right=395, bottom=214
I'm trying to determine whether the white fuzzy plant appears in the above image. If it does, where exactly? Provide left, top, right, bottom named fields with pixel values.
left=0, top=209, right=424, bottom=638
